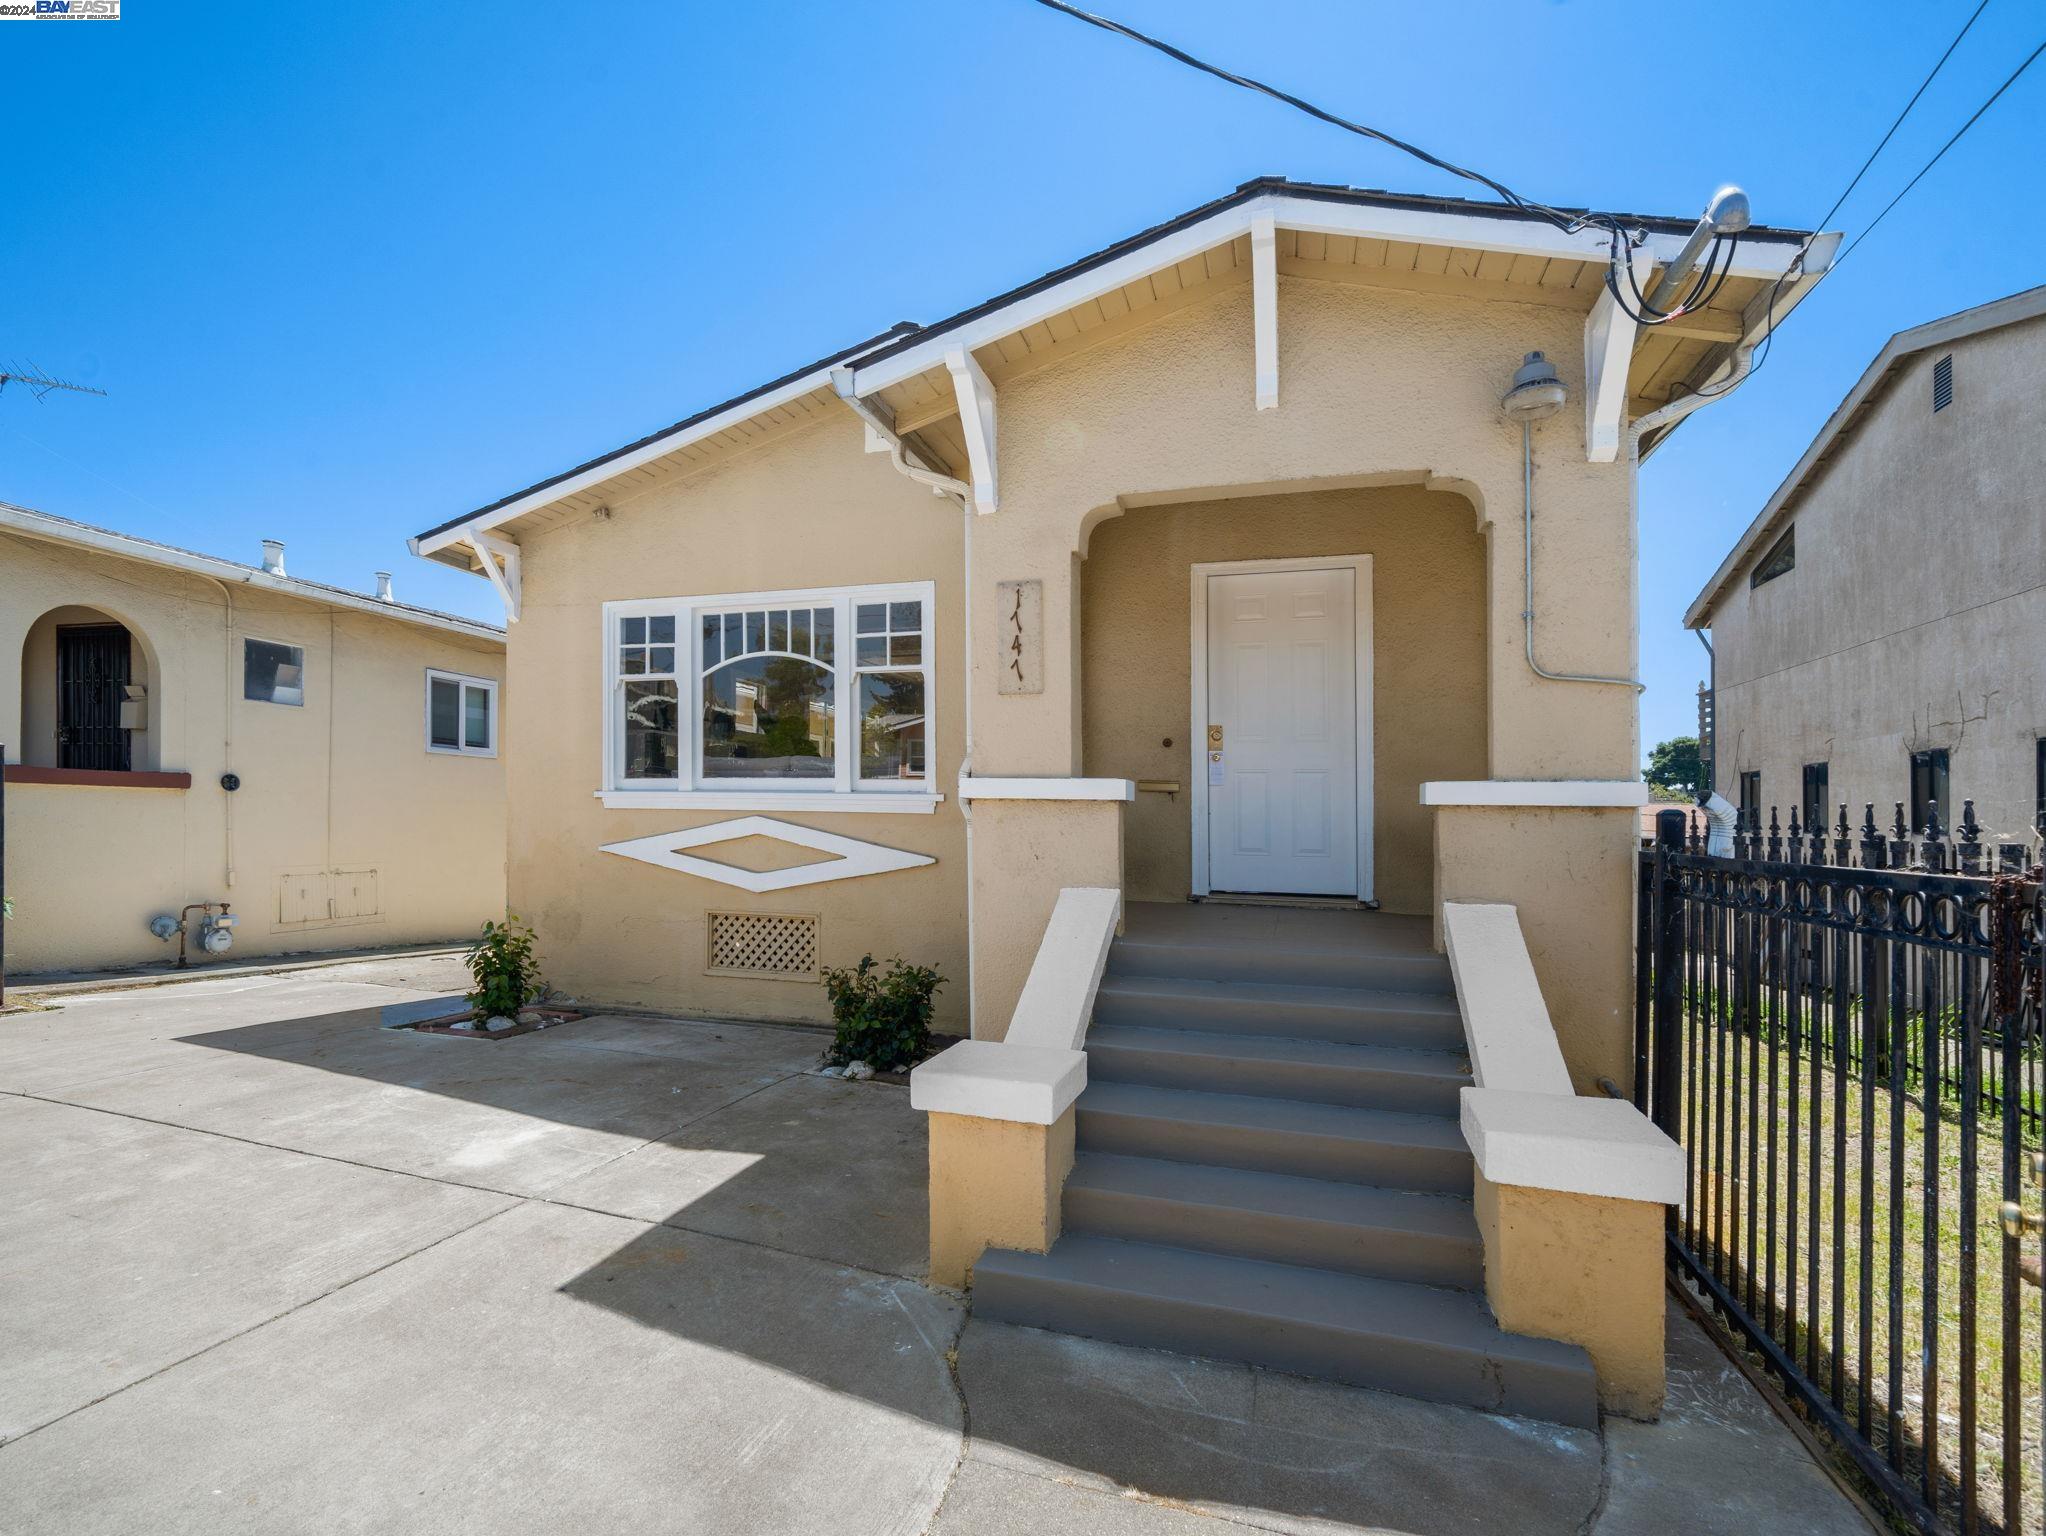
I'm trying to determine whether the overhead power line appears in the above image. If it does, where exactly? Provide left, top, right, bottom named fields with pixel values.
left=1024, top=0, right=1732, bottom=327
left=1812, top=0, right=1992, bottom=236
left=1834, top=34, right=2046, bottom=266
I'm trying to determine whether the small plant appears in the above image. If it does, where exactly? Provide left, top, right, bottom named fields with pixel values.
left=466, top=914, right=540, bottom=1022
left=820, top=954, right=944, bottom=1072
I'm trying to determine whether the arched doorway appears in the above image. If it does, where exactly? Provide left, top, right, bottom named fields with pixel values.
left=19, top=606, right=151, bottom=771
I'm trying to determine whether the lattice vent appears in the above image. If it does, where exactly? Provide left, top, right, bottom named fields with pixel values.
left=707, top=912, right=818, bottom=978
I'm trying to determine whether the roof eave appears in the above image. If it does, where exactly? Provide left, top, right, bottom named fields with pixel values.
left=0, top=503, right=504, bottom=642
left=415, top=178, right=1819, bottom=567
left=1684, top=282, right=2046, bottom=627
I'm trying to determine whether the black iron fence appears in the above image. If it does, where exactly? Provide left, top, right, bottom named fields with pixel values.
left=1638, top=801, right=2044, bottom=1535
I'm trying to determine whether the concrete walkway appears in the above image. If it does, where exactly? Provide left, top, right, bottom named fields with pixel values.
left=0, top=956, right=1877, bottom=1534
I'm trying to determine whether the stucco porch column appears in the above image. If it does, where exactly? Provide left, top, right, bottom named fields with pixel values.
left=960, top=521, right=1127, bottom=1038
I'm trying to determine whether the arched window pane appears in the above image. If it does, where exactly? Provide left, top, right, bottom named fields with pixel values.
left=702, top=655, right=833, bottom=779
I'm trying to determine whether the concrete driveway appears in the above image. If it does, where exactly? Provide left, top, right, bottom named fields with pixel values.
left=0, top=955, right=1874, bottom=1535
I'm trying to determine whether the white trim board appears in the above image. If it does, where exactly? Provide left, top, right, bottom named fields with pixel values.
left=1420, top=780, right=1647, bottom=808
left=957, top=777, right=1134, bottom=802
left=1190, top=554, right=1374, bottom=902
left=597, top=789, right=941, bottom=815
left=599, top=815, right=935, bottom=892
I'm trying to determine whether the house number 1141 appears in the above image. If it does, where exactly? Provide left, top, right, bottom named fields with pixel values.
left=995, top=579, right=1043, bottom=696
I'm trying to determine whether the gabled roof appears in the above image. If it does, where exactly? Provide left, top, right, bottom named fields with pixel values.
left=1685, top=283, right=2046, bottom=627
left=415, top=175, right=1823, bottom=566
left=1, top=501, right=504, bottom=642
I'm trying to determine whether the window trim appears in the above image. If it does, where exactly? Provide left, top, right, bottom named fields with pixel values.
left=598, top=581, right=942, bottom=815
left=242, top=634, right=307, bottom=708
left=425, top=668, right=499, bottom=758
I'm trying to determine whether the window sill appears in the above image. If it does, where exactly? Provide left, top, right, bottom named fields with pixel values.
left=595, top=788, right=943, bottom=815
left=4, top=766, right=192, bottom=790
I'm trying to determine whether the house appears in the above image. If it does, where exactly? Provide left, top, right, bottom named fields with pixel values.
left=2, top=503, right=508, bottom=974
left=1687, top=285, right=2046, bottom=846
left=413, top=177, right=1833, bottom=1425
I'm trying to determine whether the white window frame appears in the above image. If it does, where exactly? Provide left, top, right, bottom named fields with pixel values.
left=425, top=668, right=499, bottom=758
left=598, top=580, right=940, bottom=815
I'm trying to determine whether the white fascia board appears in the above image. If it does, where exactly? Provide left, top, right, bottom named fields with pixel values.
left=1442, top=903, right=1574, bottom=1096
left=1005, top=887, right=1123, bottom=1054
left=910, top=1039, right=1088, bottom=1126
left=1462, top=1086, right=1685, bottom=1207
left=1420, top=780, right=1648, bottom=808
left=412, top=370, right=835, bottom=559
left=1272, top=195, right=1805, bottom=279
left=0, top=504, right=503, bottom=643
left=845, top=194, right=1807, bottom=398
left=957, top=776, right=1136, bottom=802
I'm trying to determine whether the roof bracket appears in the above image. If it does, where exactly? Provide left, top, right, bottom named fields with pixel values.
left=467, top=530, right=522, bottom=624
left=944, top=347, right=998, bottom=515
left=1251, top=213, right=1279, bottom=410
left=1584, top=244, right=1654, bottom=462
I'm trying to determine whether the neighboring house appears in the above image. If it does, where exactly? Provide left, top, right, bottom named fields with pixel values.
left=1688, top=286, right=2046, bottom=847
left=2, top=503, right=508, bottom=974
left=413, top=176, right=1830, bottom=1424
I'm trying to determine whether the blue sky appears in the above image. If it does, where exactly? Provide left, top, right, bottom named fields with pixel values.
left=7, top=1, right=2041, bottom=757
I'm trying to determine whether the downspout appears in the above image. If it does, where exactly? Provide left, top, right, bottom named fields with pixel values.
left=202, top=574, right=239, bottom=888
left=1694, top=627, right=1716, bottom=800
left=829, top=370, right=985, bottom=1030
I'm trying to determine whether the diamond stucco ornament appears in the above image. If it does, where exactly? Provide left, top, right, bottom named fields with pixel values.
left=598, top=815, right=935, bottom=893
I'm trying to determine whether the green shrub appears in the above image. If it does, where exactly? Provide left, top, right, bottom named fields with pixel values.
left=820, top=954, right=944, bottom=1072
left=466, top=914, right=540, bottom=1022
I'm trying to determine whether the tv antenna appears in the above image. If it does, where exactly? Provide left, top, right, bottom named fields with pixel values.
left=0, top=362, right=107, bottom=403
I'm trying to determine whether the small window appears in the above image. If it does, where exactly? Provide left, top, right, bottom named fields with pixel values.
left=243, top=638, right=305, bottom=706
left=427, top=670, right=497, bottom=757
left=1910, top=748, right=1950, bottom=834
left=1739, top=770, right=1761, bottom=823
left=1801, top=762, right=1829, bottom=833
left=1932, top=353, right=1953, bottom=413
left=1750, top=526, right=1795, bottom=589
left=2034, top=737, right=2043, bottom=836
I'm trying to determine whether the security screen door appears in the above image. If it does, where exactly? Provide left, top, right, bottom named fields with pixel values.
left=1204, top=566, right=1358, bottom=896
left=56, top=623, right=131, bottom=772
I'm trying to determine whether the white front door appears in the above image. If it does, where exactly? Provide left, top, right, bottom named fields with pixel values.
left=1204, top=565, right=1359, bottom=896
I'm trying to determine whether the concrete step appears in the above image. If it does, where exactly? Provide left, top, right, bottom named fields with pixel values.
left=1063, top=1152, right=1481, bottom=1288
left=1093, top=974, right=1465, bottom=1051
left=1076, top=1081, right=1472, bottom=1195
left=1086, top=1025, right=1469, bottom=1115
left=974, top=1234, right=1597, bottom=1429
left=1106, top=927, right=1454, bottom=997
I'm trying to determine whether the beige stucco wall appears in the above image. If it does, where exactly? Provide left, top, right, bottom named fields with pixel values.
left=1, top=531, right=507, bottom=974
left=1435, top=805, right=1636, bottom=1092
left=927, top=1107, right=1075, bottom=1288
left=500, top=415, right=972, bottom=1029
left=1707, top=314, right=2046, bottom=843
left=490, top=266, right=1641, bottom=1043
left=1082, top=486, right=1487, bottom=914
left=1475, top=1173, right=1666, bottom=1419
